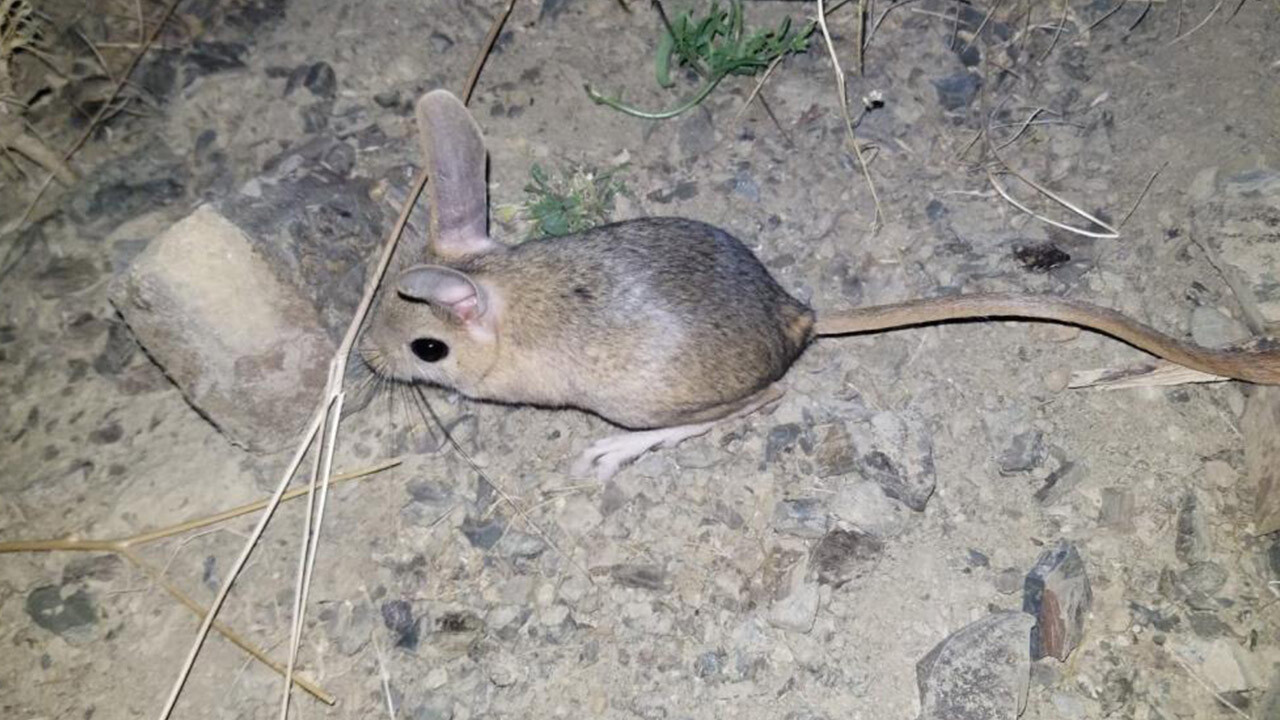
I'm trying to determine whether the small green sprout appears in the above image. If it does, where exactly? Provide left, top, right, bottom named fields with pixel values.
left=586, top=1, right=813, bottom=120
left=504, top=163, right=629, bottom=240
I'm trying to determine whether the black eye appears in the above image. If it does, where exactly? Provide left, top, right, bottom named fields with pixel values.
left=410, top=338, right=449, bottom=363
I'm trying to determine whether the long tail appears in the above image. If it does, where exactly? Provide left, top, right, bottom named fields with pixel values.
left=814, top=292, right=1280, bottom=385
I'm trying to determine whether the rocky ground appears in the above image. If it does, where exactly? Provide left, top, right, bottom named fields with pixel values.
left=2, top=1, right=1279, bottom=718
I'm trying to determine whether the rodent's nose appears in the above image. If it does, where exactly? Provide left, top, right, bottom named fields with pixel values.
left=410, top=338, right=449, bottom=363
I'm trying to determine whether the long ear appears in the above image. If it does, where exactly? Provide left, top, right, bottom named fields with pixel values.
left=417, top=90, right=502, bottom=258
left=397, top=265, right=488, bottom=324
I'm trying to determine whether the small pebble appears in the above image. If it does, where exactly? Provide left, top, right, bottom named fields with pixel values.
left=1043, top=368, right=1071, bottom=393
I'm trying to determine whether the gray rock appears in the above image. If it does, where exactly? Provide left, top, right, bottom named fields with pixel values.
left=303, top=62, right=336, bottom=99
left=829, top=479, right=910, bottom=537
left=999, top=430, right=1047, bottom=474
left=850, top=412, right=936, bottom=511
left=932, top=72, right=981, bottom=112
left=764, top=423, right=804, bottom=465
left=810, top=527, right=884, bottom=587
left=496, top=529, right=547, bottom=559
left=772, top=498, right=831, bottom=539
left=1023, top=541, right=1092, bottom=661
left=916, top=611, right=1035, bottom=720
left=1180, top=561, right=1228, bottom=596
left=92, top=321, right=138, bottom=377
left=428, top=32, right=454, bottom=54
left=1222, top=168, right=1280, bottom=201
left=729, top=169, right=760, bottom=202
left=1176, top=491, right=1211, bottom=563
left=609, top=564, right=670, bottom=592
left=26, top=585, right=97, bottom=639
left=381, top=599, right=419, bottom=649
left=485, top=604, right=531, bottom=641
left=1190, top=306, right=1250, bottom=348
left=1098, top=487, right=1135, bottom=533
left=461, top=516, right=504, bottom=550
left=814, top=423, right=857, bottom=477
left=34, top=256, right=101, bottom=299
left=767, top=568, right=820, bottom=633
left=111, top=205, right=333, bottom=452
left=694, top=649, right=726, bottom=678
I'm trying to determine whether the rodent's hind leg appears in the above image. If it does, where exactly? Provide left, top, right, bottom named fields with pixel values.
left=571, top=384, right=785, bottom=481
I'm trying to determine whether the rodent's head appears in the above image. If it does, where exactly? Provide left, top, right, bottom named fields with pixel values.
left=359, top=264, right=499, bottom=394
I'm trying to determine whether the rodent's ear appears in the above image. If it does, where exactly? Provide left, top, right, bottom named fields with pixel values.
left=417, top=90, right=501, bottom=259
left=397, top=264, right=488, bottom=325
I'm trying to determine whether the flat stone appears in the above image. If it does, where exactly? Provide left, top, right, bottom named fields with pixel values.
left=1023, top=540, right=1092, bottom=661
left=999, top=430, right=1047, bottom=474
left=850, top=412, right=936, bottom=511
left=813, top=423, right=857, bottom=477
left=1176, top=491, right=1212, bottom=563
left=26, top=585, right=97, bottom=641
left=916, top=611, right=1035, bottom=720
left=111, top=205, right=332, bottom=452
left=1098, top=487, right=1135, bottom=533
left=772, top=498, right=831, bottom=539
left=810, top=526, right=884, bottom=587
left=766, top=567, right=820, bottom=633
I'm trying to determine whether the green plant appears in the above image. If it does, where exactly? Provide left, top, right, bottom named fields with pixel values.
left=507, top=163, right=629, bottom=240
left=585, top=1, right=813, bottom=120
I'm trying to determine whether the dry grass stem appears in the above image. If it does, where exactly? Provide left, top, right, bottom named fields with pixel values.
left=985, top=109, right=1118, bottom=239
left=816, top=0, right=884, bottom=229
left=959, top=0, right=1003, bottom=53
left=1128, top=1, right=1154, bottom=32
left=1169, top=652, right=1252, bottom=718
left=271, top=3, right=523, bottom=716
left=0, top=460, right=399, bottom=703
left=1117, top=161, right=1165, bottom=228
left=732, top=54, right=784, bottom=123
left=1169, top=0, right=1225, bottom=44
left=1087, top=1, right=1127, bottom=31
left=362, top=587, right=399, bottom=720
left=1038, top=1, right=1069, bottom=62
left=464, top=0, right=517, bottom=105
